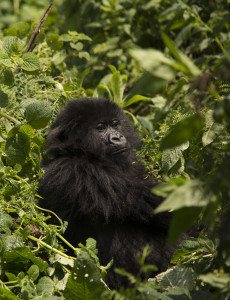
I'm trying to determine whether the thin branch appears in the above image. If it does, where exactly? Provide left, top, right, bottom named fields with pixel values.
left=24, top=2, right=54, bottom=53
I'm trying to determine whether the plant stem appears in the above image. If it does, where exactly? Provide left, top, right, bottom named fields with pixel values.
left=28, top=235, right=75, bottom=260
left=0, top=111, right=20, bottom=124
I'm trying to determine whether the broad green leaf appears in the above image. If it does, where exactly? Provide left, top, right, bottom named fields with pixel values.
left=0, top=288, right=21, bottom=300
left=28, top=265, right=40, bottom=281
left=24, top=100, right=52, bottom=129
left=2, top=36, right=23, bottom=56
left=155, top=180, right=214, bottom=213
left=21, top=52, right=40, bottom=71
left=5, top=131, right=30, bottom=164
left=161, top=114, right=205, bottom=150
left=0, top=90, right=9, bottom=107
left=200, top=272, right=230, bottom=290
left=158, top=266, right=193, bottom=290
left=130, top=48, right=176, bottom=80
left=1, top=235, right=23, bottom=251
left=0, top=50, right=11, bottom=67
left=70, top=42, right=83, bottom=51
left=169, top=207, right=202, bottom=244
left=64, top=251, right=108, bottom=300
left=79, top=51, right=90, bottom=60
left=37, top=277, right=54, bottom=296
left=4, top=68, right=14, bottom=86
left=4, top=247, right=47, bottom=271
left=0, top=213, right=13, bottom=235
left=162, top=142, right=189, bottom=173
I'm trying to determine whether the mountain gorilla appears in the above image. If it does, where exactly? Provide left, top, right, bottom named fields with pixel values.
left=38, top=98, right=175, bottom=289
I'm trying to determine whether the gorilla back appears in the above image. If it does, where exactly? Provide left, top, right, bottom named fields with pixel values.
left=38, top=98, right=174, bottom=289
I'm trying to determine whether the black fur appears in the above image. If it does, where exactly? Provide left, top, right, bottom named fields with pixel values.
left=38, top=98, right=175, bottom=288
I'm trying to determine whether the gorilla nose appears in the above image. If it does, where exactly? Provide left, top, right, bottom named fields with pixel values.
left=109, top=132, right=126, bottom=146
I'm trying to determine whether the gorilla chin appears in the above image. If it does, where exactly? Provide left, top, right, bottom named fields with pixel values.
left=38, top=97, right=183, bottom=289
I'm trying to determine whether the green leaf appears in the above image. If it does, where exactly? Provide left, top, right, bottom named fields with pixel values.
left=162, top=142, right=189, bottom=173
left=46, top=33, right=63, bottom=50
left=3, top=68, right=14, bottom=86
left=130, top=48, right=176, bottom=80
left=24, top=100, right=52, bottom=129
left=0, top=90, right=9, bottom=108
left=37, top=277, right=54, bottom=296
left=28, top=265, right=40, bottom=281
left=169, top=207, right=202, bottom=244
left=0, top=213, right=13, bottom=235
left=0, top=50, right=11, bottom=67
left=155, top=180, right=213, bottom=213
left=161, top=114, right=205, bottom=150
left=122, top=95, right=151, bottom=108
left=64, top=251, right=108, bottom=300
left=4, top=247, right=48, bottom=272
left=5, top=130, right=30, bottom=164
left=79, top=51, right=90, bottom=60
left=2, top=37, right=23, bottom=56
left=0, top=288, right=21, bottom=300
left=161, top=33, right=201, bottom=77
left=158, top=266, right=193, bottom=290
left=21, top=52, right=40, bottom=71
left=110, top=71, right=123, bottom=104
left=202, top=110, right=223, bottom=146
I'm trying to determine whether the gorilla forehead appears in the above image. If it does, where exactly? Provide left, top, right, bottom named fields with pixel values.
left=60, top=98, right=123, bottom=125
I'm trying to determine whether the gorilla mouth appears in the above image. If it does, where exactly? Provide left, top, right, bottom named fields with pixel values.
left=112, top=147, right=128, bottom=155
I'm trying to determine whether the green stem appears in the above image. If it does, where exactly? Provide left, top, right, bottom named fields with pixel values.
left=56, top=232, right=80, bottom=254
left=28, top=235, right=75, bottom=260
left=0, top=111, right=20, bottom=124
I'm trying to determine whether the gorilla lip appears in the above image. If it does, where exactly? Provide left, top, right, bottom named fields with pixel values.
left=112, top=147, right=128, bottom=155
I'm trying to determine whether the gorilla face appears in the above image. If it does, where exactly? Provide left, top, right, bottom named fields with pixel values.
left=96, top=119, right=128, bottom=155
left=45, top=98, right=141, bottom=160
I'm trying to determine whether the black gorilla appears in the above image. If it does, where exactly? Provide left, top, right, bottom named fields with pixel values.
left=38, top=98, right=175, bottom=288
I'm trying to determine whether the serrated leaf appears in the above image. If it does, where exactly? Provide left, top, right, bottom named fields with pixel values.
left=2, top=37, right=23, bottom=56
left=37, top=276, right=54, bottom=296
left=5, top=131, right=30, bottom=164
left=0, top=90, right=9, bottom=107
left=24, top=100, right=52, bottom=129
left=4, top=68, right=14, bottom=86
left=162, top=142, right=189, bottom=173
left=64, top=251, right=108, bottom=300
left=0, top=50, right=11, bottom=67
left=158, top=266, right=193, bottom=290
left=0, top=213, right=13, bottom=235
left=202, top=110, right=224, bottom=146
left=21, top=52, right=40, bottom=71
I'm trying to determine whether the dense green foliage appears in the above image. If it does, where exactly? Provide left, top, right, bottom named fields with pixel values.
left=1, top=0, right=230, bottom=299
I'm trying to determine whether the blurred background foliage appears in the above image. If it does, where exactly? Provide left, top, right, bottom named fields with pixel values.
left=1, top=0, right=230, bottom=299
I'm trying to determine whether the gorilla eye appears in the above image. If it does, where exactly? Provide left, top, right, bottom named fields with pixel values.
left=96, top=122, right=106, bottom=131
left=111, top=120, right=119, bottom=128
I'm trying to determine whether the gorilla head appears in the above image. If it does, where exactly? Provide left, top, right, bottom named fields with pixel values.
left=45, top=98, right=141, bottom=160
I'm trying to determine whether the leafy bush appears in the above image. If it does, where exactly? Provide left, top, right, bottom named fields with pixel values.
left=1, top=0, right=230, bottom=299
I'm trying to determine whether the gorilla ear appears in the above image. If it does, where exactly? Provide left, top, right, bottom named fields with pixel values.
left=48, top=125, right=67, bottom=143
